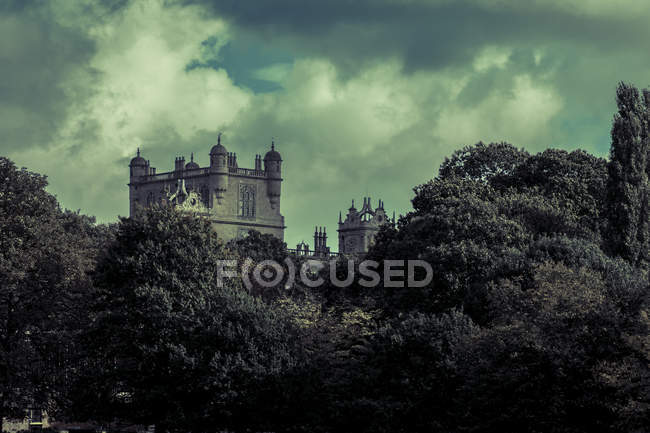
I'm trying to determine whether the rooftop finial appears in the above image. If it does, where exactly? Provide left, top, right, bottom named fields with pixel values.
left=271, top=137, right=275, bottom=151
left=137, top=147, right=140, bottom=157
left=218, top=132, right=222, bottom=145
left=191, top=152, right=194, bottom=162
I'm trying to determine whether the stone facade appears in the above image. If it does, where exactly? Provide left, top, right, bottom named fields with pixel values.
left=129, top=135, right=285, bottom=241
left=338, top=197, right=394, bottom=254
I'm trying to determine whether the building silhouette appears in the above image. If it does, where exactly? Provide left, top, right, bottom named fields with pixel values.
left=338, top=197, right=394, bottom=254
left=129, top=134, right=285, bottom=241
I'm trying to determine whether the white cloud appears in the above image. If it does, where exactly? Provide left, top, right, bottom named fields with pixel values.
left=86, top=0, right=249, bottom=154
left=11, top=0, right=251, bottom=218
left=436, top=74, right=563, bottom=151
left=1, top=0, right=582, bottom=249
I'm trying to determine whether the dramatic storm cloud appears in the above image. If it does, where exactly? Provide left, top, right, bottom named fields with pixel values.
left=2, top=0, right=649, bottom=248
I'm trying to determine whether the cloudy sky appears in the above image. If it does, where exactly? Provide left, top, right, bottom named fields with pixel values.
left=2, top=0, right=649, bottom=248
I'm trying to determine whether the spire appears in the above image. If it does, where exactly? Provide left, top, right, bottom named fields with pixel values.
left=191, top=152, right=194, bottom=162
left=271, top=138, right=275, bottom=151
left=137, top=147, right=140, bottom=157
left=218, top=132, right=222, bottom=145
left=339, top=211, right=342, bottom=224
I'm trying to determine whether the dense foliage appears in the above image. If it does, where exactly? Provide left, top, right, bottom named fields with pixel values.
left=0, top=157, right=112, bottom=419
left=1, top=84, right=648, bottom=433
left=69, top=206, right=298, bottom=433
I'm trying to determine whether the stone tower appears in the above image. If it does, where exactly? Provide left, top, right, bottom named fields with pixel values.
left=128, top=135, right=285, bottom=241
left=337, top=197, right=393, bottom=254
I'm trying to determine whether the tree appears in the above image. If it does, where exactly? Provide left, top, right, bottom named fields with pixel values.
left=226, top=230, right=293, bottom=301
left=0, top=157, right=107, bottom=419
left=438, top=141, right=529, bottom=186
left=71, top=205, right=297, bottom=432
left=514, top=149, right=608, bottom=238
left=606, top=82, right=650, bottom=266
left=456, top=261, right=649, bottom=433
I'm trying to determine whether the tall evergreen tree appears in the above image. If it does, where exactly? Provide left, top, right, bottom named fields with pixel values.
left=606, top=82, right=650, bottom=266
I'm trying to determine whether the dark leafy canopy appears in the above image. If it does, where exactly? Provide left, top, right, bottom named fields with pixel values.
left=369, top=138, right=611, bottom=319
left=226, top=230, right=294, bottom=301
left=438, top=141, right=529, bottom=184
left=347, top=86, right=648, bottom=432
left=0, top=157, right=109, bottom=419
left=72, top=205, right=297, bottom=433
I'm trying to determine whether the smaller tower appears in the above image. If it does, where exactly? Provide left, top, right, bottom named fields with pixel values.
left=338, top=197, right=390, bottom=254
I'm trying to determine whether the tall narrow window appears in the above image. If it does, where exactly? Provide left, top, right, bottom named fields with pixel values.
left=239, top=184, right=256, bottom=218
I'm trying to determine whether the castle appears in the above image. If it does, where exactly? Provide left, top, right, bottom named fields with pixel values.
left=128, top=134, right=285, bottom=240
left=129, top=135, right=395, bottom=253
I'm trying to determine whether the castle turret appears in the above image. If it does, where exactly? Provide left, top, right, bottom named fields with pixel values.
left=209, top=133, right=228, bottom=206
left=264, top=140, right=282, bottom=210
left=129, top=148, right=148, bottom=216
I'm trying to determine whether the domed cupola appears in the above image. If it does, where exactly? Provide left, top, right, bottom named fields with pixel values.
left=185, top=152, right=199, bottom=170
left=263, top=140, right=282, bottom=162
left=129, top=148, right=148, bottom=178
left=129, top=148, right=147, bottom=167
left=210, top=133, right=227, bottom=156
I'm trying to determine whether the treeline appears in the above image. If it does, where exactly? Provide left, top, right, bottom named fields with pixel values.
left=1, top=83, right=648, bottom=433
